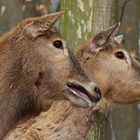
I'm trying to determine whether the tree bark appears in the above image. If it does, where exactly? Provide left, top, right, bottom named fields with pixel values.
left=61, top=0, right=95, bottom=49
left=111, top=106, right=139, bottom=140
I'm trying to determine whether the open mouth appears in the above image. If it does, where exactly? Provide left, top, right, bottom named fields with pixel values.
left=67, top=82, right=97, bottom=106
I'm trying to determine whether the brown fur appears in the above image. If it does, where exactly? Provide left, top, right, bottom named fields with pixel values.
left=6, top=24, right=140, bottom=140
left=77, top=38, right=140, bottom=105
left=0, top=12, right=100, bottom=139
left=6, top=101, right=94, bottom=140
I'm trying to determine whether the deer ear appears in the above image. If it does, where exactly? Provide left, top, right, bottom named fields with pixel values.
left=114, top=35, right=123, bottom=44
left=88, top=33, right=107, bottom=53
left=25, top=11, right=64, bottom=38
left=88, top=23, right=120, bottom=53
left=88, top=42, right=102, bottom=53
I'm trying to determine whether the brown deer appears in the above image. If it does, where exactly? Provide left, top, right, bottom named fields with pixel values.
left=6, top=24, right=140, bottom=140
left=0, top=11, right=101, bottom=139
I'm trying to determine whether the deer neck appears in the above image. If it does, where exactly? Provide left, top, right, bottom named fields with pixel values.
left=6, top=101, right=96, bottom=140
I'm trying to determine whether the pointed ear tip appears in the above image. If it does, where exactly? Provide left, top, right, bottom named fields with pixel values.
left=58, top=11, right=64, bottom=17
left=38, top=11, right=64, bottom=22
left=109, top=22, right=120, bottom=30
left=51, top=11, right=64, bottom=17
left=59, top=11, right=64, bottom=15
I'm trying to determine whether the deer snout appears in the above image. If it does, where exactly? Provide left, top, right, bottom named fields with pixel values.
left=94, top=86, right=101, bottom=102
left=66, top=81, right=101, bottom=107
left=85, top=82, right=101, bottom=103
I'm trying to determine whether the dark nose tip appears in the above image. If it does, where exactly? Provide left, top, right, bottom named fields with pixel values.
left=95, top=86, right=101, bottom=95
left=94, top=86, right=101, bottom=102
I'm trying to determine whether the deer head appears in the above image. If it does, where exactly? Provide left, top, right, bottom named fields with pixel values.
left=76, top=23, right=140, bottom=109
left=0, top=12, right=101, bottom=138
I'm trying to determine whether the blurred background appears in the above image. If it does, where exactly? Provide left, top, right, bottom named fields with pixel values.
left=0, top=0, right=139, bottom=140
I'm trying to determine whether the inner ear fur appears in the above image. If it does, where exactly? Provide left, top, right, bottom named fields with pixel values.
left=25, top=11, right=64, bottom=39
left=88, top=23, right=120, bottom=53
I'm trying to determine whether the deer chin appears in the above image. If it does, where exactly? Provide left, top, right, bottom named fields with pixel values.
left=66, top=82, right=98, bottom=107
left=92, top=97, right=111, bottom=113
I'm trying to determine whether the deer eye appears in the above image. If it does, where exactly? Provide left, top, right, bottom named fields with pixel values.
left=115, top=51, right=125, bottom=59
left=53, top=40, right=63, bottom=49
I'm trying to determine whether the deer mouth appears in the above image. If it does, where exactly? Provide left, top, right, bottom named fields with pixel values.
left=67, top=82, right=97, bottom=106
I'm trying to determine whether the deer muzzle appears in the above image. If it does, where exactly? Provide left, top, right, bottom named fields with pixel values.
left=66, top=81, right=101, bottom=107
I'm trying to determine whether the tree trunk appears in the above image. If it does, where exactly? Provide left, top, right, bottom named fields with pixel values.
left=61, top=0, right=95, bottom=49
left=111, top=0, right=140, bottom=140
left=61, top=0, right=118, bottom=140
left=92, top=0, right=118, bottom=34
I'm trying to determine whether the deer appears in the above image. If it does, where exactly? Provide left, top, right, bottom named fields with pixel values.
left=0, top=11, right=102, bottom=139
left=5, top=22, right=140, bottom=140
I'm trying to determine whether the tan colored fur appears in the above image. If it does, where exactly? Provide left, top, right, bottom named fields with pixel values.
left=6, top=25, right=140, bottom=140
left=0, top=12, right=100, bottom=139
left=6, top=101, right=94, bottom=140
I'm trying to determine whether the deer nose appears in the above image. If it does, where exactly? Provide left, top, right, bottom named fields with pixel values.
left=87, top=82, right=101, bottom=103
left=94, top=86, right=101, bottom=102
